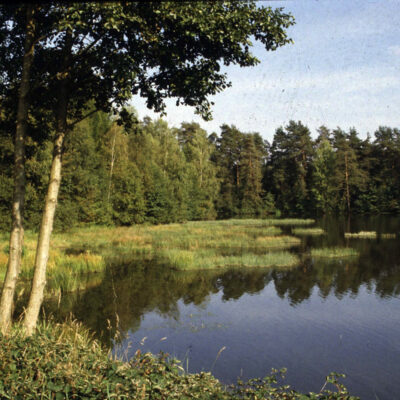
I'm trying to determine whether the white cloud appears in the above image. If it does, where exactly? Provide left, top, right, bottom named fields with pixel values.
left=388, top=45, right=400, bottom=56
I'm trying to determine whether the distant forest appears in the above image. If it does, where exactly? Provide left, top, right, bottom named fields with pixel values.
left=1, top=109, right=399, bottom=230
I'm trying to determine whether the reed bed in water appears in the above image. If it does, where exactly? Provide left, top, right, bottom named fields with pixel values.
left=158, top=249, right=299, bottom=270
left=344, top=231, right=397, bottom=239
left=311, top=247, right=359, bottom=258
left=152, top=232, right=300, bottom=251
left=344, top=231, right=377, bottom=239
left=292, top=227, right=325, bottom=236
left=187, top=218, right=315, bottom=228
left=0, top=218, right=307, bottom=292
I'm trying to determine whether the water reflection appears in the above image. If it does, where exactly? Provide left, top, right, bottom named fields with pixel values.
left=39, top=218, right=400, bottom=343
left=27, top=216, right=400, bottom=400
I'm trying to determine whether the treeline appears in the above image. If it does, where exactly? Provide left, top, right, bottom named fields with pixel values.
left=1, top=112, right=399, bottom=230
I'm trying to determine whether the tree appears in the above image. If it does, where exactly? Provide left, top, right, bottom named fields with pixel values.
left=176, top=122, right=219, bottom=220
left=214, top=124, right=245, bottom=217
left=332, top=128, right=367, bottom=213
left=310, top=126, right=336, bottom=214
left=1, top=2, right=294, bottom=334
left=239, top=133, right=267, bottom=217
left=267, top=121, right=314, bottom=216
left=0, top=5, right=37, bottom=333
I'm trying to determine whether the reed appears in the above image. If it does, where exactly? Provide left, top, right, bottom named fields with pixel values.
left=0, top=218, right=311, bottom=293
left=293, top=227, right=325, bottom=236
left=344, top=231, right=377, bottom=239
left=311, top=247, right=359, bottom=258
left=381, top=233, right=396, bottom=239
left=158, top=248, right=299, bottom=270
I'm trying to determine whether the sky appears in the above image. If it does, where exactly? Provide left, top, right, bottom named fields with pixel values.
left=130, top=0, right=400, bottom=142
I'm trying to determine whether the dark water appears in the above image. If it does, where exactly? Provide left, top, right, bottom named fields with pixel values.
left=43, top=216, right=400, bottom=400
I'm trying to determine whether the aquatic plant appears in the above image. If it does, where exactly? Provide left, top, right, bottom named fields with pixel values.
left=344, top=231, right=377, bottom=239
left=381, top=233, right=396, bottom=239
left=293, top=227, right=325, bottom=236
left=311, top=247, right=359, bottom=258
left=158, top=249, right=299, bottom=270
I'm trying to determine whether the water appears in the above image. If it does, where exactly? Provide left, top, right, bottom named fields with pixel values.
left=44, top=216, right=400, bottom=399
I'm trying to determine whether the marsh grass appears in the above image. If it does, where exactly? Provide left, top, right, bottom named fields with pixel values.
left=311, top=247, right=359, bottom=258
left=345, top=231, right=396, bottom=239
left=158, top=249, right=299, bottom=270
left=381, top=233, right=396, bottom=239
left=0, top=218, right=312, bottom=293
left=344, top=231, right=377, bottom=239
left=292, top=227, right=325, bottom=236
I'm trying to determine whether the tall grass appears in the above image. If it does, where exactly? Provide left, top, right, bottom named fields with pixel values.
left=158, top=248, right=299, bottom=270
left=311, top=247, right=359, bottom=258
left=344, top=231, right=377, bottom=239
left=0, top=218, right=311, bottom=293
left=293, top=227, right=325, bottom=236
left=345, top=231, right=397, bottom=239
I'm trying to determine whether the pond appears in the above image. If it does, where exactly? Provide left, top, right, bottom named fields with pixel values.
left=43, top=216, right=400, bottom=400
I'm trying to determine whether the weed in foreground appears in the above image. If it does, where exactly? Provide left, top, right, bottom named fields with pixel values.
left=0, top=321, right=359, bottom=399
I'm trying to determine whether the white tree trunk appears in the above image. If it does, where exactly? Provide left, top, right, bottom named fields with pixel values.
left=23, top=32, right=70, bottom=334
left=0, top=5, right=36, bottom=334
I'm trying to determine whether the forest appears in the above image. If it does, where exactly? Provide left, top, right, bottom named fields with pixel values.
left=1, top=110, right=399, bottom=231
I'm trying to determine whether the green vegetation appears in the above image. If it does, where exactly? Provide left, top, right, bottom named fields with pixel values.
left=345, top=231, right=397, bottom=239
left=345, top=231, right=377, bottom=239
left=381, top=233, right=396, bottom=239
left=159, top=249, right=299, bottom=270
left=0, top=321, right=358, bottom=399
left=0, top=219, right=306, bottom=292
left=292, top=227, right=325, bottom=236
left=311, top=247, right=359, bottom=258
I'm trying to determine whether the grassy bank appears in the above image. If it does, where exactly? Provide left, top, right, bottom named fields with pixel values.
left=0, top=219, right=309, bottom=293
left=0, top=321, right=357, bottom=399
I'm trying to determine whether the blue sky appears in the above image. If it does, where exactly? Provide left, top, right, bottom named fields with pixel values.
left=131, top=0, right=400, bottom=142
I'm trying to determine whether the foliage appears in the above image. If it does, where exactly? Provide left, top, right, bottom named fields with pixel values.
left=2, top=108, right=400, bottom=229
left=0, top=321, right=359, bottom=399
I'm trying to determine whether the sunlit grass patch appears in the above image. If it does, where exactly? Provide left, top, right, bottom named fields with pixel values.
left=265, top=218, right=315, bottom=226
left=293, top=227, right=325, bottom=236
left=311, top=247, right=359, bottom=258
left=254, top=235, right=301, bottom=248
left=159, top=248, right=299, bottom=270
left=344, top=231, right=377, bottom=239
left=0, top=218, right=314, bottom=292
left=186, top=218, right=315, bottom=228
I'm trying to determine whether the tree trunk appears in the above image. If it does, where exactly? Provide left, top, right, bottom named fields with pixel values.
left=0, top=5, right=36, bottom=334
left=107, top=126, right=117, bottom=202
left=23, top=32, right=71, bottom=335
left=344, top=152, right=350, bottom=213
left=23, top=96, right=67, bottom=335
